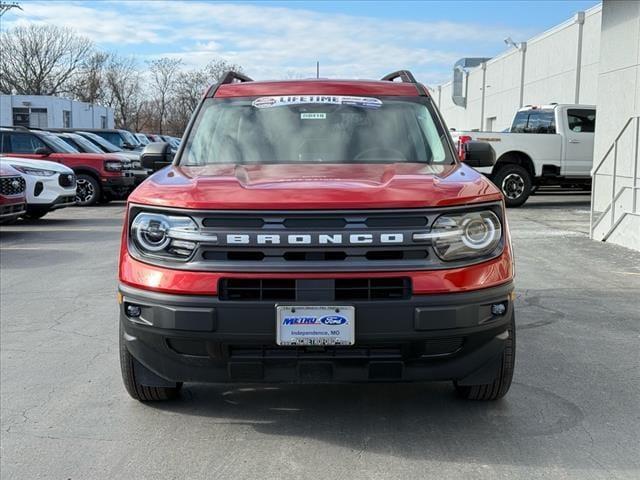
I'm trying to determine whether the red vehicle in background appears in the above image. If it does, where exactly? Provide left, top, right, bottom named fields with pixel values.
left=118, top=71, right=515, bottom=403
left=0, top=163, right=26, bottom=223
left=0, top=127, right=134, bottom=205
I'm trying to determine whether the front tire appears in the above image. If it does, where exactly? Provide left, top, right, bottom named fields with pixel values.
left=454, top=314, right=516, bottom=401
left=492, top=164, right=532, bottom=207
left=119, top=326, right=182, bottom=402
left=75, top=174, right=100, bottom=206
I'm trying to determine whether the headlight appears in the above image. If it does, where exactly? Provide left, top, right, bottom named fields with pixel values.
left=431, top=210, right=502, bottom=261
left=12, top=165, right=56, bottom=176
left=130, top=212, right=203, bottom=259
left=104, top=160, right=123, bottom=172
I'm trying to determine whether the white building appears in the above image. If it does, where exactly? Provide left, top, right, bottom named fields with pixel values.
left=0, top=95, right=114, bottom=130
left=431, top=1, right=639, bottom=252
left=590, top=0, right=640, bottom=252
left=432, top=4, right=602, bottom=132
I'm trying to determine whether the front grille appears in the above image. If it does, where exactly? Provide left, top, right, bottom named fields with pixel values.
left=0, top=176, right=26, bottom=195
left=58, top=173, right=76, bottom=187
left=219, top=277, right=411, bottom=301
left=128, top=204, right=504, bottom=272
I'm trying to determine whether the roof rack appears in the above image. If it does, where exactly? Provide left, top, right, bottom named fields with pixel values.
left=219, top=71, right=253, bottom=85
left=0, top=125, right=30, bottom=131
left=380, top=70, right=417, bottom=83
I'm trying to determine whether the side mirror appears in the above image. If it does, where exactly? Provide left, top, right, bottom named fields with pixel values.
left=122, top=142, right=135, bottom=150
left=34, top=146, right=51, bottom=156
left=463, top=141, right=495, bottom=168
left=141, top=142, right=173, bottom=172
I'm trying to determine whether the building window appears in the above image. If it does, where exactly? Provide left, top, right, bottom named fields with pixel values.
left=29, top=108, right=48, bottom=128
left=12, top=108, right=29, bottom=127
left=100, top=115, right=107, bottom=129
left=63, top=110, right=72, bottom=128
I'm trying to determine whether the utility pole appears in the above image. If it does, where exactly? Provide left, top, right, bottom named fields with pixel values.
left=316, top=61, right=320, bottom=79
left=0, top=2, right=22, bottom=17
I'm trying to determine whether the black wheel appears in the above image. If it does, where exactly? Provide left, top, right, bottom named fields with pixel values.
left=75, top=174, right=101, bottom=206
left=119, top=325, right=182, bottom=401
left=454, top=314, right=515, bottom=401
left=492, top=164, right=532, bottom=207
left=23, top=207, right=49, bottom=219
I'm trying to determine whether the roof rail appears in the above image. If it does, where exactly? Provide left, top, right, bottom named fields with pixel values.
left=380, top=70, right=417, bottom=83
left=0, top=125, right=30, bottom=131
left=219, top=71, right=253, bottom=85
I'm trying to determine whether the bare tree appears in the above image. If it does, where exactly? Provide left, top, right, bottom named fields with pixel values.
left=203, top=59, right=244, bottom=83
left=164, top=59, right=244, bottom=135
left=148, top=57, right=182, bottom=134
left=104, top=55, right=142, bottom=130
left=0, top=24, right=93, bottom=95
left=71, top=51, right=110, bottom=104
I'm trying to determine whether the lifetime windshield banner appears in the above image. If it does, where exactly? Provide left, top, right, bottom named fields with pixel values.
left=251, top=95, right=383, bottom=109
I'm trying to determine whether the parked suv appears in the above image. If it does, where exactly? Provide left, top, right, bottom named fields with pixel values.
left=118, top=71, right=515, bottom=402
left=0, top=156, right=76, bottom=219
left=76, top=128, right=143, bottom=151
left=0, top=127, right=134, bottom=205
left=0, top=163, right=26, bottom=223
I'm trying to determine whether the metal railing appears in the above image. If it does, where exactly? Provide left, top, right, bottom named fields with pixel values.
left=590, top=115, right=640, bottom=241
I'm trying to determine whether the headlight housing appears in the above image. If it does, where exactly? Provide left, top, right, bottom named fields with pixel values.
left=104, top=160, right=123, bottom=172
left=431, top=210, right=502, bottom=261
left=12, top=165, right=56, bottom=176
left=130, top=212, right=201, bottom=259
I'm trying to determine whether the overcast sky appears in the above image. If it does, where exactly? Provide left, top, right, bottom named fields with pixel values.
left=3, top=0, right=601, bottom=85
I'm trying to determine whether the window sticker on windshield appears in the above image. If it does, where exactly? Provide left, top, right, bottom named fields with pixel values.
left=300, top=113, right=326, bottom=120
left=252, top=96, right=382, bottom=109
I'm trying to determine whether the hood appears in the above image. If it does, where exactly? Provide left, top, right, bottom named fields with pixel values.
left=0, top=163, right=22, bottom=177
left=129, top=162, right=501, bottom=210
left=0, top=156, right=74, bottom=174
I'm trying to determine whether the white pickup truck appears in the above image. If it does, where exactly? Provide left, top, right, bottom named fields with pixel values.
left=452, top=104, right=596, bottom=206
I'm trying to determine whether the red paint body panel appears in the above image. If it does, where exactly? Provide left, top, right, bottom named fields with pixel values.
left=215, top=80, right=423, bottom=98
left=129, top=163, right=501, bottom=210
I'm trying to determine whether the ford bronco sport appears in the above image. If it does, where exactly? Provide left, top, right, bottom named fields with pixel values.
left=118, top=70, right=516, bottom=402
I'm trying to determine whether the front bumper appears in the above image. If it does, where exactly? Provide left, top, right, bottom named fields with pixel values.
left=0, top=201, right=26, bottom=222
left=119, top=281, right=514, bottom=385
left=103, top=175, right=135, bottom=197
left=128, top=169, right=150, bottom=186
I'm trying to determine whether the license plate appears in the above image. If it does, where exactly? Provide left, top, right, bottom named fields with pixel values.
left=276, top=306, right=355, bottom=346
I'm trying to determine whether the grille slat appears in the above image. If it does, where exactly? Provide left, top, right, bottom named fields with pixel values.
left=219, top=278, right=411, bottom=301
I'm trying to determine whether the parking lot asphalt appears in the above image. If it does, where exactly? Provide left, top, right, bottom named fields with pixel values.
left=1, top=192, right=639, bottom=480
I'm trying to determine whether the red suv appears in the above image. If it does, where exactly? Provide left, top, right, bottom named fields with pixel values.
left=0, top=127, right=134, bottom=205
left=118, top=71, right=515, bottom=402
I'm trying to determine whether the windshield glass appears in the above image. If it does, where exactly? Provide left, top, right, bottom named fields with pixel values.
left=121, top=130, right=140, bottom=146
left=181, top=96, right=453, bottom=165
left=66, top=134, right=103, bottom=153
left=79, top=132, right=121, bottom=152
left=41, top=132, right=78, bottom=153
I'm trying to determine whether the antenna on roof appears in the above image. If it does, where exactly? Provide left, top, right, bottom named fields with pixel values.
left=316, top=61, right=319, bottom=79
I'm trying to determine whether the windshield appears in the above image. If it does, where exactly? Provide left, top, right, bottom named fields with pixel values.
left=136, top=134, right=150, bottom=145
left=121, top=130, right=140, bottom=146
left=181, top=96, right=453, bottom=166
left=41, top=132, right=78, bottom=153
left=79, top=131, right=121, bottom=153
left=65, top=134, right=103, bottom=153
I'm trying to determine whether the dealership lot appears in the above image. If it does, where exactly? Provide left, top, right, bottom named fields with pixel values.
left=1, top=194, right=639, bottom=479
